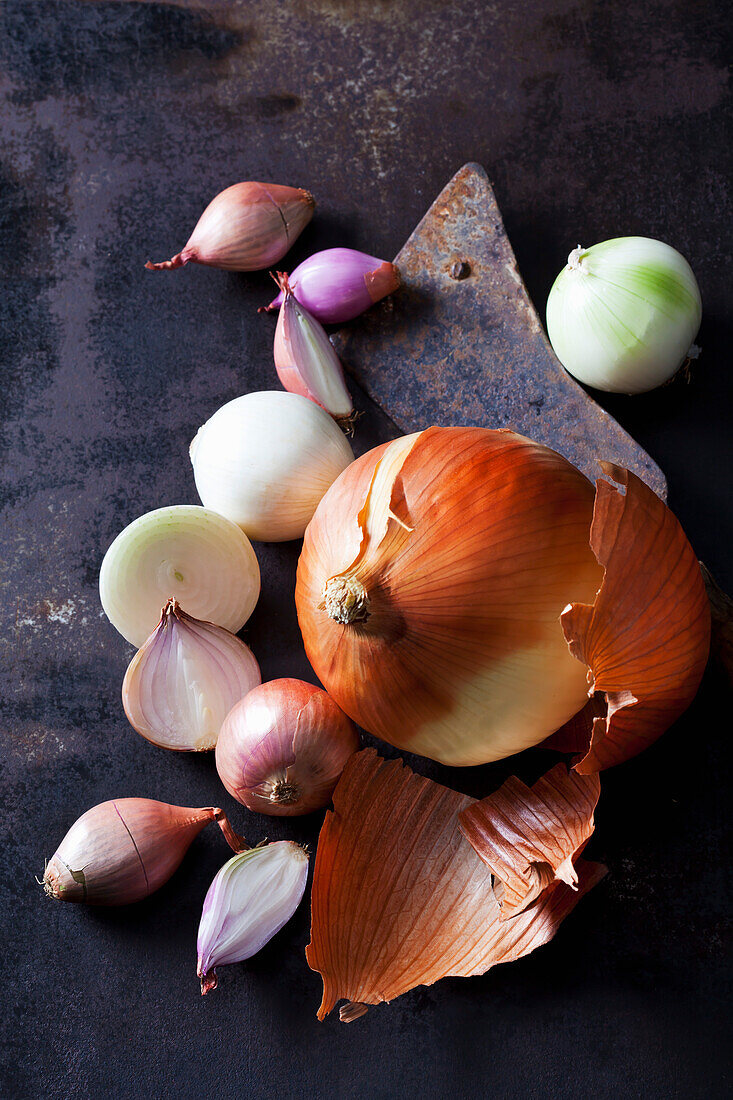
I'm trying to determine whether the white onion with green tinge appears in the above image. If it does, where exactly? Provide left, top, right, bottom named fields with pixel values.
left=546, top=236, right=701, bottom=394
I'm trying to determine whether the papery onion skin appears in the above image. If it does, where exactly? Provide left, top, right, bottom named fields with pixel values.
left=122, top=599, right=261, bottom=752
left=307, top=748, right=606, bottom=1020
left=459, top=764, right=600, bottom=917
left=264, top=248, right=400, bottom=324
left=273, top=274, right=353, bottom=419
left=216, top=678, right=359, bottom=816
left=191, top=391, right=354, bottom=542
left=145, top=182, right=315, bottom=272
left=197, top=841, right=309, bottom=994
left=296, top=427, right=604, bottom=766
left=546, top=237, right=702, bottom=394
left=43, top=799, right=245, bottom=906
left=550, top=463, right=710, bottom=771
left=100, top=505, right=260, bottom=648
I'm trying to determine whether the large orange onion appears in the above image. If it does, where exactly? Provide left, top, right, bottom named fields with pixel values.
left=296, top=427, right=605, bottom=766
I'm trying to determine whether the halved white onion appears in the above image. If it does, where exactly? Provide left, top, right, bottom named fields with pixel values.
left=100, top=505, right=260, bottom=647
left=122, top=600, right=262, bottom=751
left=190, top=391, right=354, bottom=542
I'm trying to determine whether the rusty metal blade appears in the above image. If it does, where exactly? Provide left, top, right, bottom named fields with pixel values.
left=335, top=163, right=667, bottom=499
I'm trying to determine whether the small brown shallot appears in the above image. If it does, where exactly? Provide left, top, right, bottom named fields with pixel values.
left=215, top=678, right=359, bottom=816
left=145, top=182, right=315, bottom=272
left=122, top=599, right=261, bottom=751
left=43, top=799, right=249, bottom=906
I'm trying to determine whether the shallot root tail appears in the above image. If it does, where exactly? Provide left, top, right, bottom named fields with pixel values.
left=144, top=251, right=187, bottom=271
left=335, top=409, right=361, bottom=436
left=275, top=270, right=292, bottom=295
left=199, top=969, right=218, bottom=996
left=212, top=807, right=250, bottom=853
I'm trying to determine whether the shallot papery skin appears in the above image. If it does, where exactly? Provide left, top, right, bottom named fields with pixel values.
left=43, top=799, right=247, bottom=905
left=215, top=678, right=359, bottom=816
left=145, top=182, right=315, bottom=272
left=296, top=426, right=709, bottom=769
left=273, top=274, right=353, bottom=420
left=306, top=749, right=606, bottom=1021
left=265, top=248, right=400, bottom=324
left=122, top=599, right=261, bottom=751
left=197, top=841, right=309, bottom=994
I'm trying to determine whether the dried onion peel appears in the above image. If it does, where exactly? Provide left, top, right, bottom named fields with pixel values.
left=459, top=764, right=600, bottom=918
left=306, top=748, right=606, bottom=1021
left=549, top=463, right=710, bottom=771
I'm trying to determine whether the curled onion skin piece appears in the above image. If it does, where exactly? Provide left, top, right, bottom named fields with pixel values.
left=145, top=182, right=315, bottom=272
left=296, top=427, right=604, bottom=766
left=122, top=600, right=261, bottom=751
left=99, top=505, right=260, bottom=648
left=306, top=749, right=606, bottom=1020
left=215, top=678, right=359, bottom=816
left=551, top=464, right=710, bottom=771
left=459, top=764, right=600, bottom=918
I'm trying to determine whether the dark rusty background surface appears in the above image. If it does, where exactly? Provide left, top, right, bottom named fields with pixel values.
left=1, top=2, right=731, bottom=1098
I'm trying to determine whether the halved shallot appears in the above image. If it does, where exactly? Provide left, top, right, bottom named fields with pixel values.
left=122, top=600, right=261, bottom=751
left=459, top=764, right=600, bottom=918
left=273, top=273, right=354, bottom=421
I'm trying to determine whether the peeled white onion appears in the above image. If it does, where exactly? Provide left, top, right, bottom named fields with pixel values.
left=546, top=236, right=702, bottom=394
left=190, top=391, right=354, bottom=542
left=100, top=505, right=260, bottom=647
left=122, top=600, right=261, bottom=751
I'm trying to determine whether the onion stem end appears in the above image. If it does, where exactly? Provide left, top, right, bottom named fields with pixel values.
left=321, top=577, right=370, bottom=625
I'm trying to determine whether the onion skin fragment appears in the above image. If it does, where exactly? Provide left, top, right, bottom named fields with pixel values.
left=306, top=748, right=606, bottom=1020
left=296, top=427, right=604, bottom=766
left=553, top=463, right=711, bottom=772
left=459, top=764, right=600, bottom=918
left=273, top=273, right=354, bottom=419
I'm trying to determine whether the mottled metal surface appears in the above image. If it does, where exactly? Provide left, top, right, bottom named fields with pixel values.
left=1, top=2, right=731, bottom=1099
left=336, top=162, right=667, bottom=497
